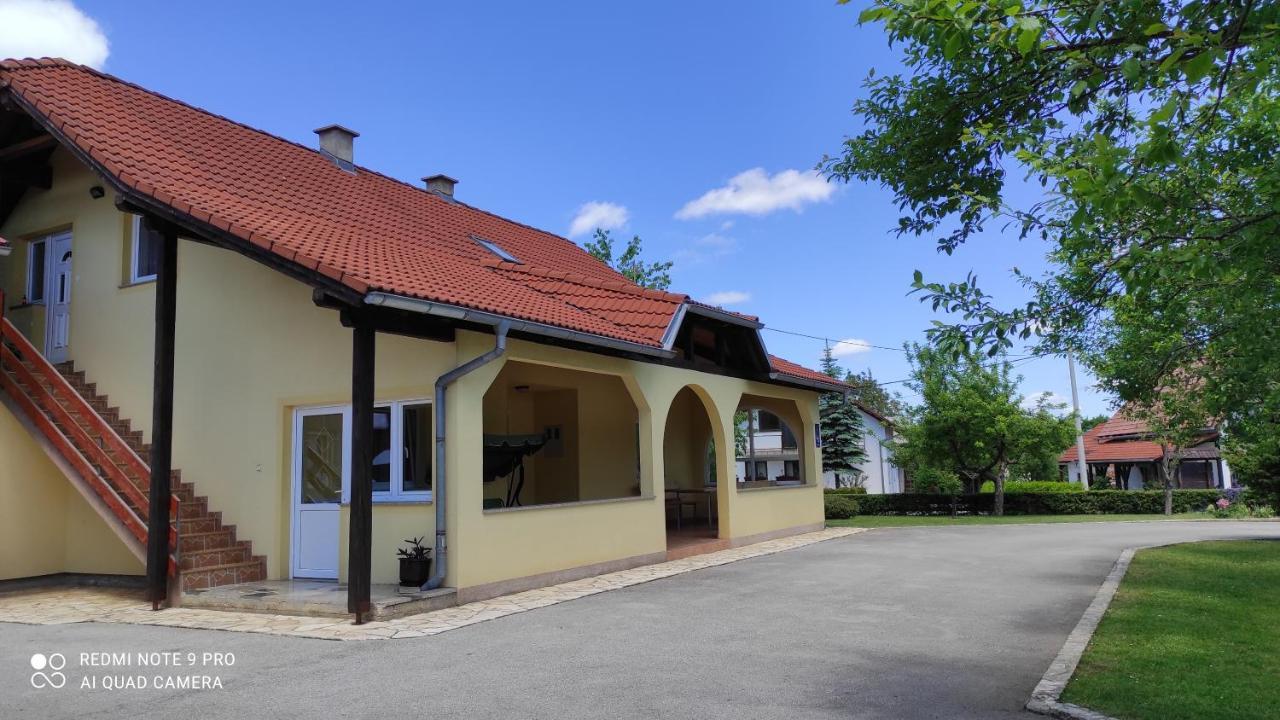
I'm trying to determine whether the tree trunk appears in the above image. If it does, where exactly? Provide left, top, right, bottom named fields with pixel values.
left=1159, top=450, right=1178, bottom=516
left=993, top=465, right=1007, bottom=517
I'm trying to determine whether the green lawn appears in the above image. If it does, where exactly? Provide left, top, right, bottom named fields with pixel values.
left=1061, top=540, right=1280, bottom=720
left=827, top=513, right=1207, bottom=528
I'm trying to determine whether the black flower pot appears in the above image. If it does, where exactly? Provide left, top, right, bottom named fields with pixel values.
left=399, top=557, right=432, bottom=587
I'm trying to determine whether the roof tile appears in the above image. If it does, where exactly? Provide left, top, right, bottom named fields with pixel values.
left=1, top=57, right=831, bottom=385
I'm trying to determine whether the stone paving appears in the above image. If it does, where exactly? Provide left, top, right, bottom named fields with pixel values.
left=0, top=527, right=863, bottom=641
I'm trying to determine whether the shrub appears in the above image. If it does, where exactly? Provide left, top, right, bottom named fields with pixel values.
left=824, top=495, right=860, bottom=519
left=1207, top=498, right=1251, bottom=519
left=853, top=489, right=1226, bottom=516
left=978, top=480, right=1083, bottom=494
left=824, top=487, right=868, bottom=495
left=914, top=468, right=963, bottom=496
left=1208, top=498, right=1277, bottom=519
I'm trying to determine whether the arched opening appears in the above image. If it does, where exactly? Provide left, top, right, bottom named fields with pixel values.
left=662, top=386, right=720, bottom=551
left=481, top=361, right=640, bottom=509
left=735, top=395, right=807, bottom=488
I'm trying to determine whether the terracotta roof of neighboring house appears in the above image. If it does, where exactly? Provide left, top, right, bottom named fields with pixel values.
left=1059, top=412, right=1218, bottom=464
left=0, top=58, right=832, bottom=388
left=1060, top=423, right=1165, bottom=464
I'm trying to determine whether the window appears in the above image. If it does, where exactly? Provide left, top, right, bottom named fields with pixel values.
left=471, top=235, right=521, bottom=264
left=736, top=404, right=806, bottom=487
left=130, top=216, right=161, bottom=283
left=401, top=403, right=432, bottom=493
left=371, top=400, right=433, bottom=501
left=27, top=238, right=45, bottom=303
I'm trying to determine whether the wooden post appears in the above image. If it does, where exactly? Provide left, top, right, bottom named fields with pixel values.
left=146, top=222, right=177, bottom=609
left=348, top=322, right=375, bottom=623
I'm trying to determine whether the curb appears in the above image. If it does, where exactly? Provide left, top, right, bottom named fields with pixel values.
left=1025, top=538, right=1252, bottom=719
left=1024, top=546, right=1136, bottom=719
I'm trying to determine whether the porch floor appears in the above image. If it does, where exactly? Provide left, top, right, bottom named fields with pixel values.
left=665, top=527, right=730, bottom=561
left=182, top=580, right=457, bottom=620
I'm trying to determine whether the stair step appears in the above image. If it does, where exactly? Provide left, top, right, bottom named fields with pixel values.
left=181, top=559, right=267, bottom=591
left=181, top=544, right=251, bottom=569
left=12, top=358, right=265, bottom=591
left=181, top=513, right=223, bottom=534
left=179, top=529, right=237, bottom=553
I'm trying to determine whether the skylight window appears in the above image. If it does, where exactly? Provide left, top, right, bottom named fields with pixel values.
left=472, top=235, right=521, bottom=264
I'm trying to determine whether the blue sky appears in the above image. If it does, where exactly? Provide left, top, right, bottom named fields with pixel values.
left=4, top=0, right=1111, bottom=416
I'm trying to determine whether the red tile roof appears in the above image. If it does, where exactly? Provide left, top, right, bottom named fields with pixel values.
left=1059, top=412, right=1218, bottom=464
left=1059, top=423, right=1165, bottom=464
left=0, top=58, right=832, bottom=388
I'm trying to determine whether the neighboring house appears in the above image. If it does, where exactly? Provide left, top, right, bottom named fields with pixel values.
left=0, top=58, right=844, bottom=619
left=1059, top=411, right=1232, bottom=490
left=736, top=401, right=902, bottom=494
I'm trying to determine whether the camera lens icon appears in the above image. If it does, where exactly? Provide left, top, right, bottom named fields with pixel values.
left=30, top=653, right=66, bottom=689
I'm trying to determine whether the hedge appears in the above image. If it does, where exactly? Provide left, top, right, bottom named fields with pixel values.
left=977, top=480, right=1083, bottom=494
left=824, top=487, right=868, bottom=495
left=849, top=489, right=1225, bottom=517
left=824, top=495, right=860, bottom=519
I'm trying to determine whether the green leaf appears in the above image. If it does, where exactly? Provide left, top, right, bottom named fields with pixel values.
left=945, top=32, right=963, bottom=60
left=1182, top=50, right=1217, bottom=83
left=1121, top=57, right=1142, bottom=81
left=1150, top=94, right=1180, bottom=123
left=1144, top=22, right=1169, bottom=35
left=1017, top=27, right=1040, bottom=54
left=858, top=6, right=891, bottom=24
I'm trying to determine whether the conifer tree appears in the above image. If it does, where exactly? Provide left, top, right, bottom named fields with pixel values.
left=819, top=347, right=869, bottom=488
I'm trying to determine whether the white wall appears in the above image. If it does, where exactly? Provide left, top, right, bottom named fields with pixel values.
left=820, top=409, right=901, bottom=494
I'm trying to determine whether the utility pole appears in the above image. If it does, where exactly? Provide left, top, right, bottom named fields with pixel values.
left=1068, top=352, right=1089, bottom=490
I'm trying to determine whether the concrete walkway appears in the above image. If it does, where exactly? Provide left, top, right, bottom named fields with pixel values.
left=1, top=520, right=1275, bottom=719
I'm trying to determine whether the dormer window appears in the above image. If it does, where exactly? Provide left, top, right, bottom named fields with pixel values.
left=472, top=235, right=521, bottom=264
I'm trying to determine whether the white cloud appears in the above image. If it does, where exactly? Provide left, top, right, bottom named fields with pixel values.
left=675, top=168, right=835, bottom=220
left=704, top=290, right=750, bottom=306
left=0, top=0, right=109, bottom=69
left=568, top=201, right=628, bottom=238
left=673, top=232, right=738, bottom=265
left=1022, top=391, right=1071, bottom=411
left=829, top=338, right=872, bottom=357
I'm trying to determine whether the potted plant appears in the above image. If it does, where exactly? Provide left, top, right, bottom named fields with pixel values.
left=396, top=536, right=432, bottom=587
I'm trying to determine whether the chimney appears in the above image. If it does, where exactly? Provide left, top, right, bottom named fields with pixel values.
left=314, top=124, right=359, bottom=165
left=423, top=174, right=458, bottom=197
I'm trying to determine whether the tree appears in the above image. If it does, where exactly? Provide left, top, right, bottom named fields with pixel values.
left=827, top=1, right=1280, bottom=481
left=843, top=368, right=906, bottom=420
left=819, top=347, right=870, bottom=488
left=890, top=345, right=1072, bottom=515
left=583, top=229, right=674, bottom=290
left=1010, top=394, right=1077, bottom=483
left=1081, top=414, right=1110, bottom=432
left=1133, top=390, right=1213, bottom=515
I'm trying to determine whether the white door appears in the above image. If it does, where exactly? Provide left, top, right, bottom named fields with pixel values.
left=44, top=232, right=72, bottom=364
left=291, top=406, right=349, bottom=579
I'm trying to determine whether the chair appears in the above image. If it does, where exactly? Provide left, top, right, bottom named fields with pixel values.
left=665, top=490, right=698, bottom=529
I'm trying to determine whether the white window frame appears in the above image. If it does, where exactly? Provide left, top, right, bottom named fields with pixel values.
left=26, top=237, right=46, bottom=303
left=331, top=398, right=433, bottom=504
left=129, top=215, right=158, bottom=284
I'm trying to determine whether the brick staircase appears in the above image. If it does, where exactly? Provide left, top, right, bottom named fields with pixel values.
left=0, top=312, right=265, bottom=592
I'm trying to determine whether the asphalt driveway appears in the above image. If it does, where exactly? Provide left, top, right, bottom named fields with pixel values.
left=2, top=520, right=1277, bottom=719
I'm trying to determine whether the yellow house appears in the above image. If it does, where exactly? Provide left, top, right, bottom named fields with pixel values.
left=0, top=59, right=843, bottom=621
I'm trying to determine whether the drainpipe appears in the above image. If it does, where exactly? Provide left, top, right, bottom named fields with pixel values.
left=421, top=320, right=510, bottom=591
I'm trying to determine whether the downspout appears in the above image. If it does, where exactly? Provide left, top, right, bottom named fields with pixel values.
left=422, top=320, right=511, bottom=591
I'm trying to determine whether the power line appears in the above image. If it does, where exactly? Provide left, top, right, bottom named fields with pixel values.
left=762, top=325, right=1048, bottom=362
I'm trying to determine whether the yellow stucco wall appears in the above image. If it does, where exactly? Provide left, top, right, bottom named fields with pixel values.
left=0, top=402, right=142, bottom=580
left=0, top=149, right=822, bottom=593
